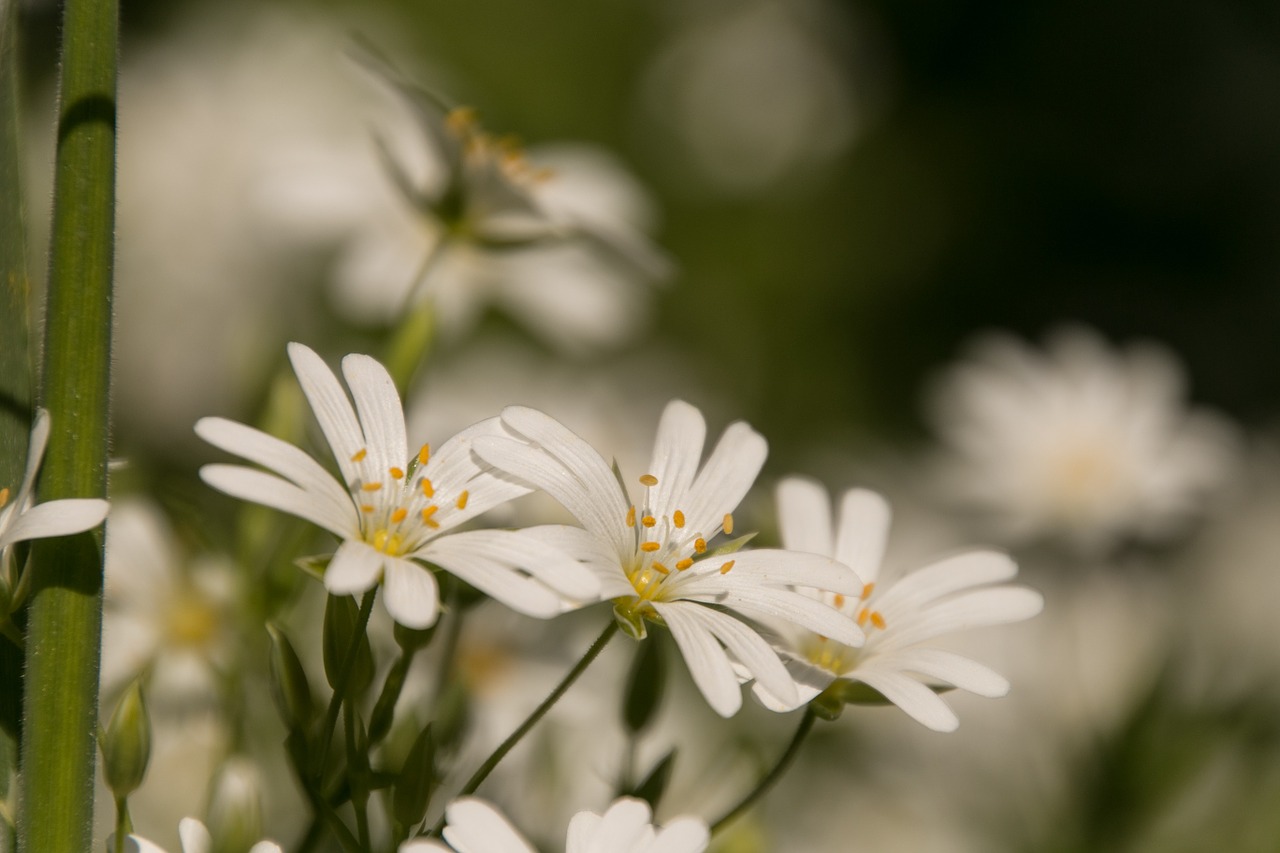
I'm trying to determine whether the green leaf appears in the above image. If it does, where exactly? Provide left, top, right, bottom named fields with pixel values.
left=266, top=624, right=315, bottom=735
left=392, top=722, right=437, bottom=828
left=626, top=749, right=676, bottom=811
left=323, top=594, right=374, bottom=699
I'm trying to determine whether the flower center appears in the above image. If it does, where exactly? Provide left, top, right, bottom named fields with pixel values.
left=805, top=584, right=885, bottom=676
left=347, top=443, right=470, bottom=558
left=165, top=591, right=221, bottom=649
left=1045, top=439, right=1123, bottom=520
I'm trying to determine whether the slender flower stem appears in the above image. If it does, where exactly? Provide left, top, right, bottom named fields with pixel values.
left=711, top=707, right=818, bottom=835
left=313, top=590, right=377, bottom=783
left=436, top=621, right=619, bottom=832
left=18, top=0, right=117, bottom=847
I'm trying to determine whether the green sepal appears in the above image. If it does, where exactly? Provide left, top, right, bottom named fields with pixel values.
left=623, top=635, right=666, bottom=735
left=323, top=594, right=374, bottom=699
left=613, top=602, right=648, bottom=641
left=708, top=531, right=758, bottom=558
left=625, top=749, right=676, bottom=811
left=810, top=687, right=846, bottom=722
left=392, top=722, right=437, bottom=828
left=266, top=624, right=315, bottom=735
left=836, top=680, right=893, bottom=706
left=101, top=681, right=150, bottom=798
left=369, top=651, right=412, bottom=746
left=394, top=620, right=437, bottom=652
left=294, top=554, right=331, bottom=583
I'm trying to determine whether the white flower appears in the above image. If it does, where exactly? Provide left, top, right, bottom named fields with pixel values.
left=756, top=478, right=1044, bottom=732
left=400, top=796, right=709, bottom=853
left=1, top=408, right=109, bottom=567
left=111, top=817, right=280, bottom=853
left=927, top=327, right=1236, bottom=550
left=473, top=400, right=862, bottom=717
left=196, top=343, right=598, bottom=629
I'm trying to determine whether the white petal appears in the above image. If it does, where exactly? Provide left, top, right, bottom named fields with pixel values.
left=441, top=798, right=537, bottom=853
left=115, top=835, right=169, bottom=853
left=419, top=418, right=532, bottom=532
left=195, top=417, right=353, bottom=527
left=646, top=401, right=706, bottom=518
left=287, top=342, right=365, bottom=485
left=8, top=408, right=51, bottom=520
left=248, top=844, right=284, bottom=853
left=833, top=489, right=891, bottom=586
left=775, top=477, right=833, bottom=556
left=382, top=557, right=440, bottom=629
left=713, top=588, right=862, bottom=648
left=676, top=550, right=860, bottom=596
left=398, top=841, right=452, bottom=853
left=750, top=655, right=832, bottom=713
left=324, top=539, right=384, bottom=596
left=878, top=551, right=1019, bottom=612
left=884, top=648, right=1010, bottom=697
left=649, top=817, right=711, bottom=853
left=681, top=421, right=767, bottom=536
left=517, top=525, right=634, bottom=599
left=574, top=797, right=654, bottom=853
left=0, top=498, right=108, bottom=550
left=854, top=668, right=959, bottom=732
left=178, top=818, right=213, bottom=853
left=653, top=602, right=742, bottom=717
left=880, top=587, right=1044, bottom=649
left=342, top=352, right=408, bottom=475
left=199, top=465, right=355, bottom=539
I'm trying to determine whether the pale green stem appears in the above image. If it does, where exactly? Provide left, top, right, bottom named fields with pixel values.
left=17, top=0, right=116, bottom=848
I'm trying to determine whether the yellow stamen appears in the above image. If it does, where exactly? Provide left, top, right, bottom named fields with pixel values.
left=361, top=482, right=383, bottom=492
left=651, top=562, right=670, bottom=575
left=391, top=508, right=408, bottom=523
left=422, top=505, right=440, bottom=528
left=861, top=582, right=876, bottom=600
left=719, top=560, right=735, bottom=575
left=360, top=504, right=375, bottom=513
left=694, top=537, right=707, bottom=554
left=456, top=490, right=469, bottom=510
left=639, top=473, right=659, bottom=487
left=389, top=467, right=405, bottom=480
left=640, top=541, right=661, bottom=553
left=673, top=509, right=686, bottom=528
left=870, top=611, right=887, bottom=630
left=833, top=594, right=846, bottom=609
left=418, top=444, right=431, bottom=465
left=625, top=506, right=636, bottom=527
left=0, top=487, right=8, bottom=509
left=421, top=478, right=435, bottom=498
left=856, top=608, right=870, bottom=627
left=722, top=513, right=734, bottom=535
left=642, top=515, right=656, bottom=528
left=675, top=558, right=694, bottom=570
left=351, top=448, right=368, bottom=462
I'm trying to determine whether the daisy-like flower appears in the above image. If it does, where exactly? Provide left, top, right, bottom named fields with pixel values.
left=401, top=796, right=708, bottom=853
left=1, top=408, right=110, bottom=570
left=473, top=400, right=862, bottom=717
left=195, top=343, right=598, bottom=629
left=927, top=327, right=1236, bottom=551
left=756, top=478, right=1044, bottom=732
left=111, top=817, right=280, bottom=853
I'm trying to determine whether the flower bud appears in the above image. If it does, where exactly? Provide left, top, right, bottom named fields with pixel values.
left=266, top=624, right=314, bottom=735
left=205, top=757, right=263, bottom=853
left=102, top=681, right=151, bottom=798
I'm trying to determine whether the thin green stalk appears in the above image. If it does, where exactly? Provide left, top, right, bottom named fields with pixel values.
left=314, top=590, right=377, bottom=784
left=18, top=0, right=117, bottom=848
left=437, top=620, right=619, bottom=832
left=710, top=707, right=817, bottom=834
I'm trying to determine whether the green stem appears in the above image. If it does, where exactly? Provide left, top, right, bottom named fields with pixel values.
left=313, top=590, right=377, bottom=784
left=112, top=797, right=130, bottom=853
left=437, top=621, right=619, bottom=831
left=18, top=0, right=117, bottom=848
left=710, top=707, right=817, bottom=834
left=342, top=703, right=371, bottom=851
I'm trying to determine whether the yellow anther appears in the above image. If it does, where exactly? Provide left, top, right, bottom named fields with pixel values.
left=870, top=611, right=887, bottom=630
left=389, top=467, right=405, bottom=480
left=722, top=513, right=734, bottom=535
left=861, top=583, right=876, bottom=600
left=673, top=509, right=686, bottom=528
left=421, top=505, right=440, bottom=528
left=446, top=106, right=478, bottom=134
left=856, top=608, right=870, bottom=627
left=651, top=562, right=670, bottom=575
left=421, top=478, right=435, bottom=498
left=0, top=487, right=8, bottom=509
left=351, top=448, right=368, bottom=462
left=833, top=594, right=846, bottom=609
left=642, top=515, right=657, bottom=528
left=391, top=508, right=408, bottom=523
left=418, top=444, right=431, bottom=466
left=360, top=504, right=375, bottom=513
left=675, top=558, right=694, bottom=571
left=361, top=482, right=383, bottom=492
left=625, top=506, right=636, bottom=527
left=694, top=538, right=707, bottom=554
left=456, top=490, right=470, bottom=510
left=639, top=473, right=659, bottom=487
left=719, top=560, right=736, bottom=575
left=640, top=541, right=661, bottom=553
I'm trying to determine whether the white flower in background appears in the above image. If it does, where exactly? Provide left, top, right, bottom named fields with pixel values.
left=756, top=478, right=1043, bottom=732
left=927, top=327, right=1236, bottom=551
left=101, top=501, right=238, bottom=705
left=324, top=67, right=670, bottom=349
left=196, top=343, right=598, bottom=629
left=111, top=817, right=281, bottom=853
left=1, top=408, right=109, bottom=568
left=474, top=400, right=862, bottom=717
left=401, top=796, right=708, bottom=853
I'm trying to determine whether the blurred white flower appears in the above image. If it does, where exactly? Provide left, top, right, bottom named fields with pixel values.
left=755, top=479, right=1043, bottom=732
left=474, top=400, right=861, bottom=717
left=197, top=343, right=598, bottom=629
left=927, top=327, right=1236, bottom=551
left=112, top=816, right=281, bottom=853
left=101, top=501, right=238, bottom=705
left=402, top=796, right=708, bottom=853
left=0, top=408, right=109, bottom=568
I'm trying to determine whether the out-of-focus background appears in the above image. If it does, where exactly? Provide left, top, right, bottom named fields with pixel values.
left=16, top=0, right=1280, bottom=850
